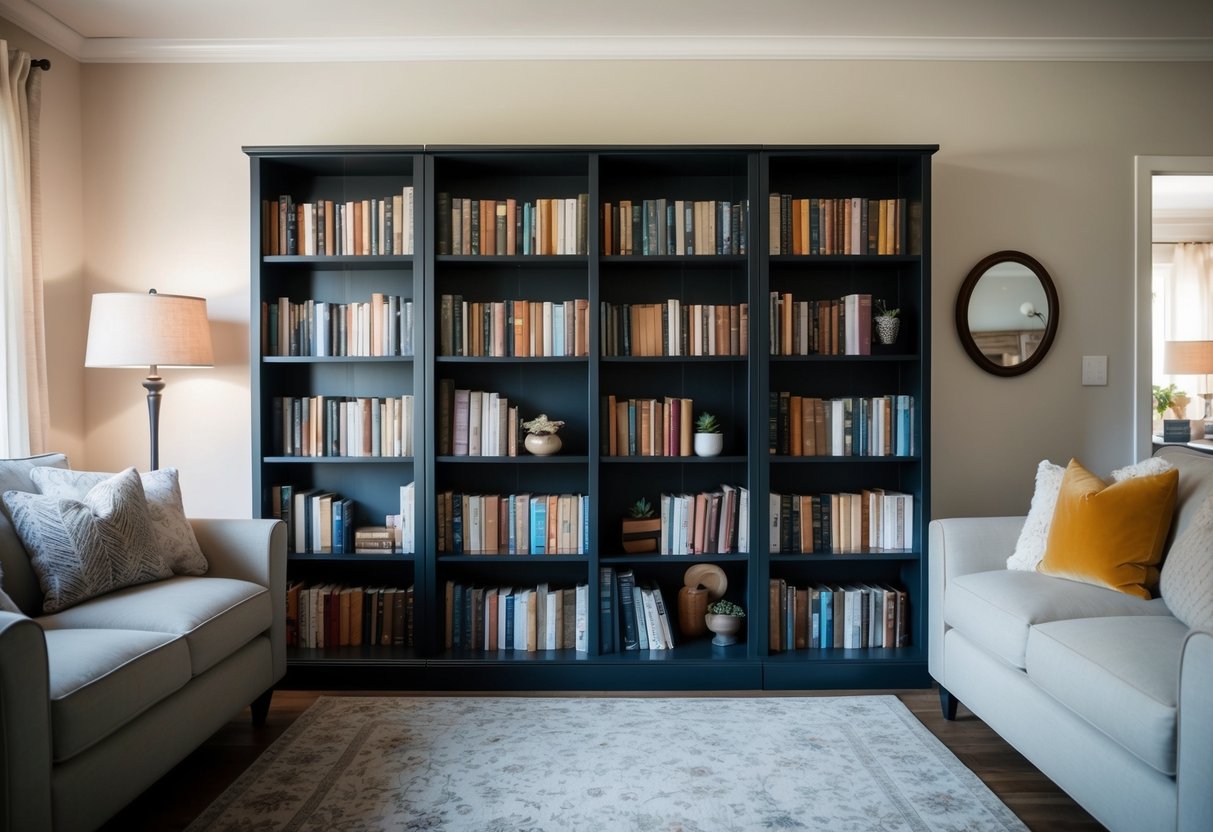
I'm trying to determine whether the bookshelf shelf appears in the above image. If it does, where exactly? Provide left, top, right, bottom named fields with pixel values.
left=264, top=255, right=415, bottom=268
left=248, top=144, right=933, bottom=690
left=288, top=551, right=414, bottom=563
left=263, top=356, right=414, bottom=364
left=599, top=553, right=750, bottom=564
left=263, top=456, right=415, bottom=464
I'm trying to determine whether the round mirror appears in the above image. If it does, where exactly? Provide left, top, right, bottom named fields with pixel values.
left=956, top=250, right=1059, bottom=377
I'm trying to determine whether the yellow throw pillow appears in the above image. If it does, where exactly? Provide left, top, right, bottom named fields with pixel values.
left=1038, top=458, right=1178, bottom=599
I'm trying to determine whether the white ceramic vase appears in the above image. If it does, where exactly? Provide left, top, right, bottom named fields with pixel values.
left=524, top=433, right=562, bottom=456
left=694, top=432, right=723, bottom=457
left=705, top=613, right=742, bottom=646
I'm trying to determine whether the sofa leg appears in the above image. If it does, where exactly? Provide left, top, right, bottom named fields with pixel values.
left=939, top=687, right=960, bottom=721
left=250, top=688, right=273, bottom=727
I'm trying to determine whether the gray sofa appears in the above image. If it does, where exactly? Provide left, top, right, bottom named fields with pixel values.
left=929, top=445, right=1213, bottom=832
left=0, top=454, right=286, bottom=832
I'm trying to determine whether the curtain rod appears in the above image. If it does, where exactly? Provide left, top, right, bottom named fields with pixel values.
left=32, top=58, right=50, bottom=71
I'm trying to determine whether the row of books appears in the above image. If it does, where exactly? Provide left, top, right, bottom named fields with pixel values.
left=768, top=579, right=909, bottom=651
left=444, top=581, right=590, bottom=652
left=435, top=193, right=590, bottom=256
left=600, top=301, right=749, bottom=357
left=438, top=296, right=590, bottom=358
left=273, top=395, right=415, bottom=458
left=769, top=293, right=873, bottom=356
left=769, top=489, right=913, bottom=554
left=614, top=570, right=677, bottom=650
left=286, top=582, right=414, bottom=649
left=261, top=295, right=414, bottom=358
left=601, top=395, right=695, bottom=457
left=437, top=491, right=589, bottom=555
left=271, top=483, right=416, bottom=554
left=261, top=190, right=416, bottom=257
left=655, top=486, right=750, bottom=555
left=600, top=198, right=750, bottom=256
left=768, top=194, right=909, bottom=256
left=435, top=381, right=522, bottom=457
left=769, top=393, right=916, bottom=457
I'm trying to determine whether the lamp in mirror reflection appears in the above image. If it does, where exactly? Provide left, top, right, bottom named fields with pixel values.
left=1020, top=301, right=1046, bottom=327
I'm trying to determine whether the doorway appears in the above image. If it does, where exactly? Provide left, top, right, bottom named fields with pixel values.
left=1134, top=157, right=1213, bottom=461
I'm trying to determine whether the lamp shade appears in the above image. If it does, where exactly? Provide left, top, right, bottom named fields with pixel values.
left=85, top=292, right=214, bottom=369
left=1163, top=340, right=1213, bottom=376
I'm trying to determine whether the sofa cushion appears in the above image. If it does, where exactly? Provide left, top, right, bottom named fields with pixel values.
left=1160, top=494, right=1213, bottom=630
left=944, top=569, right=1170, bottom=668
left=1038, top=459, right=1178, bottom=599
left=44, top=627, right=191, bottom=762
left=38, top=575, right=271, bottom=676
left=1026, top=615, right=1188, bottom=776
left=0, top=453, right=69, bottom=614
left=32, top=467, right=208, bottom=577
left=2, top=468, right=173, bottom=612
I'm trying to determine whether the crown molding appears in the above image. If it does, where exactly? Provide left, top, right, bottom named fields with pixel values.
left=0, top=0, right=84, bottom=58
left=1, top=2, right=1209, bottom=66
left=74, top=35, right=1213, bottom=64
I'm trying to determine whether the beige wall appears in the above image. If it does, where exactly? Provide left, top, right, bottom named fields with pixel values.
left=0, top=21, right=85, bottom=464
left=12, top=51, right=1213, bottom=518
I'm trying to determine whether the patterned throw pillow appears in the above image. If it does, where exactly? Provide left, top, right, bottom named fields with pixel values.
left=31, top=466, right=207, bottom=576
left=1160, top=495, right=1213, bottom=630
left=2, top=468, right=172, bottom=613
left=1006, top=457, right=1177, bottom=572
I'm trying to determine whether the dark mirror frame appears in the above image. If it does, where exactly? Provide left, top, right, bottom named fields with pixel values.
left=955, top=250, right=1059, bottom=377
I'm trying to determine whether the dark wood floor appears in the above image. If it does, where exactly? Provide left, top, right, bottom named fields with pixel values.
left=100, top=688, right=1104, bottom=831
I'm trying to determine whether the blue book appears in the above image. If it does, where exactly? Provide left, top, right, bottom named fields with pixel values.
left=504, top=592, right=515, bottom=649
left=821, top=588, right=833, bottom=648
left=452, top=492, right=464, bottom=554
left=531, top=496, right=547, bottom=555
left=581, top=494, right=589, bottom=554
left=599, top=566, right=615, bottom=653
left=507, top=495, right=517, bottom=554
left=453, top=583, right=464, bottom=649
left=522, top=203, right=532, bottom=255
left=552, top=304, right=564, bottom=356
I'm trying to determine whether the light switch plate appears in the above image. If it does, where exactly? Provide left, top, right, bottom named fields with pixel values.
left=1082, top=355, right=1108, bottom=386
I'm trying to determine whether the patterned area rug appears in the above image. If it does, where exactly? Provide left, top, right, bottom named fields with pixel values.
left=187, top=695, right=1025, bottom=831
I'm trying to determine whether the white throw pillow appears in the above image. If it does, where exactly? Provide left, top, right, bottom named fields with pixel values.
left=1160, top=494, right=1213, bottom=630
left=1006, top=457, right=1176, bottom=572
left=31, top=466, right=207, bottom=576
left=1006, top=460, right=1066, bottom=571
left=2, top=468, right=172, bottom=613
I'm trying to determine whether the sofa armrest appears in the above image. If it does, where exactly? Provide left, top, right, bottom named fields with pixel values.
left=0, top=612, right=52, bottom=832
left=1178, top=627, right=1213, bottom=832
left=190, top=518, right=287, bottom=684
left=927, top=516, right=1025, bottom=684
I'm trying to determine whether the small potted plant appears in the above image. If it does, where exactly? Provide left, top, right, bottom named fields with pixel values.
left=693, top=412, right=724, bottom=457
left=874, top=300, right=900, bottom=345
left=705, top=599, right=745, bottom=646
left=1153, top=383, right=1189, bottom=420
left=521, top=413, right=564, bottom=456
left=621, top=497, right=660, bottom=553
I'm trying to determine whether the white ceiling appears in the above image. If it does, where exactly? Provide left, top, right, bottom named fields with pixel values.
left=6, top=0, right=1213, bottom=63
left=1155, top=176, right=1213, bottom=243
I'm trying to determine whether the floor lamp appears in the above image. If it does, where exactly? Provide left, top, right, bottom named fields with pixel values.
left=1164, top=339, right=1213, bottom=427
left=84, top=290, right=214, bottom=470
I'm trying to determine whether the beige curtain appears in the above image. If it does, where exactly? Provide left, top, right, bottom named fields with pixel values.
left=0, top=44, right=47, bottom=456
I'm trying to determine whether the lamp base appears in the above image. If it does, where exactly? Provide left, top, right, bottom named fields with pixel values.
left=143, top=375, right=164, bottom=471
